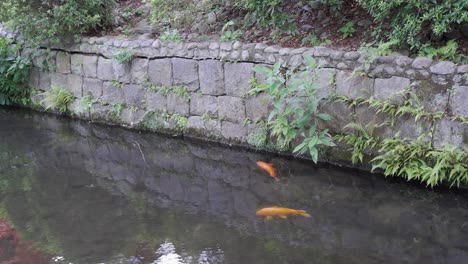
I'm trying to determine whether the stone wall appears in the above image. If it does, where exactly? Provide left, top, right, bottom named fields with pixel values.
left=1, top=25, right=467, bottom=165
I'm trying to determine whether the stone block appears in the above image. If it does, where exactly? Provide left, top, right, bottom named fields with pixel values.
left=450, top=85, right=467, bottom=117
left=67, top=74, right=83, bottom=98
left=218, top=96, right=245, bottom=123
left=146, top=91, right=167, bottom=112
left=83, top=55, right=98, bottom=78
left=433, top=118, right=467, bottom=150
left=411, top=57, right=432, bottom=69
left=123, top=84, right=145, bottom=106
left=113, top=62, right=131, bottom=83
left=28, top=67, right=40, bottom=89
left=430, top=61, right=456, bottom=75
left=56, top=51, right=70, bottom=74
left=374, top=76, right=411, bottom=101
left=121, top=108, right=146, bottom=126
left=199, top=60, right=224, bottom=95
left=97, top=57, right=113, bottom=81
left=83, top=78, right=103, bottom=98
left=318, top=101, right=354, bottom=134
left=411, top=80, right=449, bottom=112
left=131, top=58, right=149, bottom=84
left=318, top=68, right=336, bottom=99
left=148, top=59, right=172, bottom=87
left=354, top=106, right=393, bottom=139
left=186, top=116, right=222, bottom=138
left=172, top=58, right=199, bottom=91
left=102, top=81, right=124, bottom=104
left=246, top=93, right=270, bottom=121
left=190, top=94, right=218, bottom=117
left=39, top=71, right=51, bottom=91
left=50, top=72, right=68, bottom=89
left=167, top=93, right=189, bottom=116
left=224, top=62, right=254, bottom=97
left=32, top=51, right=56, bottom=69
left=336, top=70, right=374, bottom=99
left=221, top=121, right=247, bottom=142
left=70, top=54, right=84, bottom=76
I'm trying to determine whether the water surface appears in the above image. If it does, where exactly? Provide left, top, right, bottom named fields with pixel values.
left=0, top=107, right=467, bottom=264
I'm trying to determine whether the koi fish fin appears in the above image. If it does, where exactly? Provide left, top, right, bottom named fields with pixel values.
left=266, top=216, right=273, bottom=220
left=298, top=210, right=311, bottom=218
left=279, top=215, right=287, bottom=219
left=274, top=177, right=280, bottom=182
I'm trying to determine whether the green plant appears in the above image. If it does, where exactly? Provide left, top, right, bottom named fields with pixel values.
left=247, top=120, right=268, bottom=148
left=338, top=21, right=356, bottom=39
left=356, top=40, right=399, bottom=74
left=356, top=0, right=468, bottom=51
left=113, top=48, right=133, bottom=64
left=372, top=137, right=468, bottom=188
left=143, top=76, right=190, bottom=102
left=145, top=0, right=203, bottom=29
left=418, top=40, right=467, bottom=64
left=0, top=0, right=115, bottom=45
left=110, top=102, right=125, bottom=117
left=301, top=33, right=332, bottom=46
left=0, top=37, right=31, bottom=106
left=39, top=86, right=74, bottom=113
left=111, top=80, right=124, bottom=89
left=171, top=114, right=188, bottom=130
left=159, top=29, right=182, bottom=43
left=80, top=95, right=96, bottom=110
left=335, top=123, right=379, bottom=164
left=235, top=0, right=291, bottom=30
left=220, top=21, right=243, bottom=42
left=249, top=56, right=335, bottom=163
left=321, top=0, right=344, bottom=16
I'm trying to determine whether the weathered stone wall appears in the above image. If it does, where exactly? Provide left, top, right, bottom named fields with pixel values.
left=1, top=25, right=466, bottom=164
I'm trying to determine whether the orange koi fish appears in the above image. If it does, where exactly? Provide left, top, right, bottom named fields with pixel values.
left=256, top=161, right=279, bottom=181
left=256, top=207, right=311, bottom=220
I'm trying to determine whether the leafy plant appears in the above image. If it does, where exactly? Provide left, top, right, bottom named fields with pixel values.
left=247, top=120, right=268, bottom=148
left=220, top=21, right=243, bottom=42
left=39, top=86, right=74, bottom=113
left=301, top=33, right=332, bottom=46
left=110, top=102, right=125, bottom=118
left=0, top=37, right=31, bottom=106
left=335, top=123, right=379, bottom=164
left=159, top=29, right=182, bottom=43
left=249, top=56, right=335, bottom=163
left=235, top=0, right=291, bottom=30
left=418, top=40, right=467, bottom=64
left=111, top=80, right=124, bottom=89
left=338, top=21, right=356, bottom=39
left=143, top=76, right=190, bottom=102
left=113, top=48, right=133, bottom=64
left=372, top=136, right=468, bottom=188
left=171, top=114, right=188, bottom=130
left=356, top=0, right=468, bottom=51
left=80, top=95, right=95, bottom=110
left=0, top=0, right=115, bottom=45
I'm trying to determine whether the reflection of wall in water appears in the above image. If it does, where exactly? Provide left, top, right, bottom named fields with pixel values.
left=1, top=109, right=468, bottom=264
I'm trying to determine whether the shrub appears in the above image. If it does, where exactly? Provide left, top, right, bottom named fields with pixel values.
left=356, top=0, right=468, bottom=51
left=0, top=37, right=31, bottom=106
left=248, top=56, right=335, bottom=163
left=235, top=0, right=290, bottom=29
left=0, top=0, right=116, bottom=45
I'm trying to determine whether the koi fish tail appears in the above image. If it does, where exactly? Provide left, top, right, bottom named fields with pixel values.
left=297, top=210, right=311, bottom=218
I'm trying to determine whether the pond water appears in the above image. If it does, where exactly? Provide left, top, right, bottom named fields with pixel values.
left=0, top=107, right=467, bottom=264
